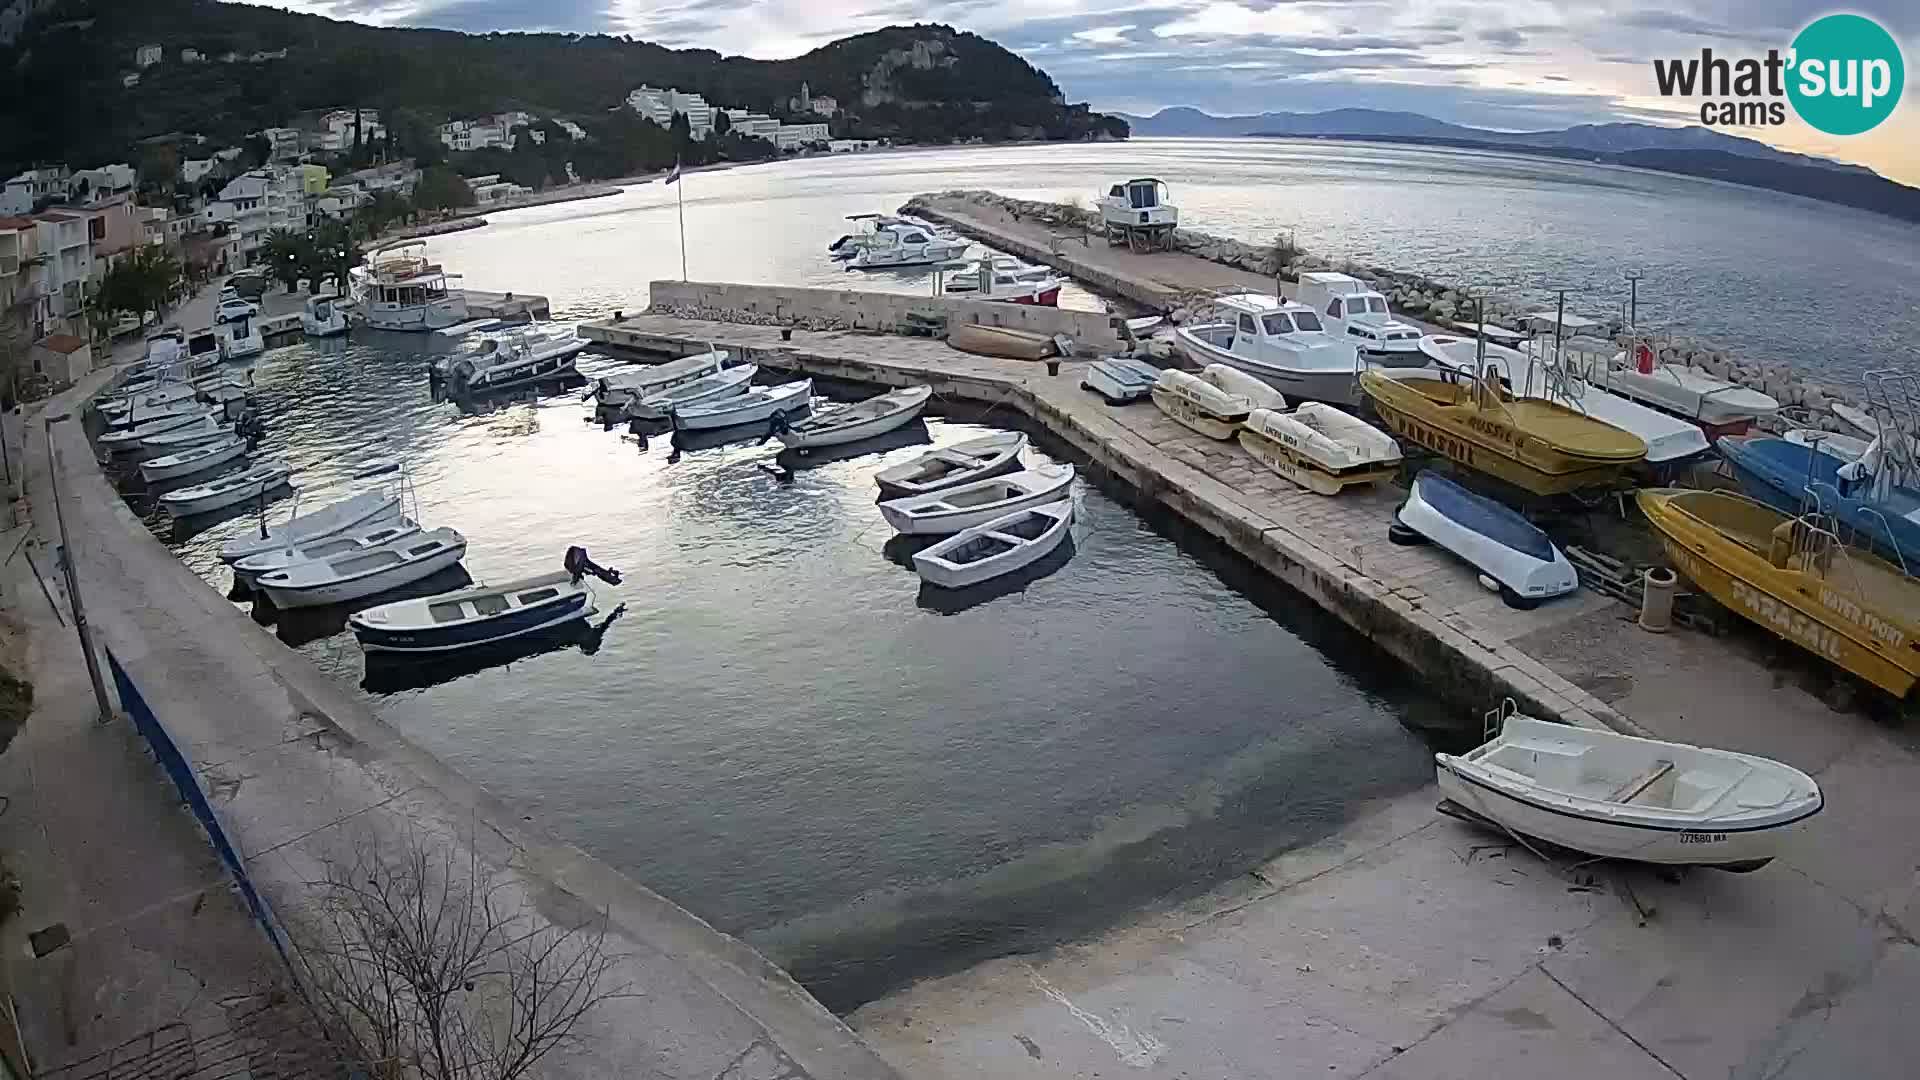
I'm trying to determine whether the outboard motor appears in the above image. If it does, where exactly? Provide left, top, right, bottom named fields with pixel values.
left=758, top=410, right=791, bottom=445
left=564, top=546, right=622, bottom=586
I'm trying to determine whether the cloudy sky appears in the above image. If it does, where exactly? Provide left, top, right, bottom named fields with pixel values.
left=245, top=0, right=1917, bottom=182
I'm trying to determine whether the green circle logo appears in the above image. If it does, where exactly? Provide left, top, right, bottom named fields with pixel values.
left=1787, top=14, right=1904, bottom=135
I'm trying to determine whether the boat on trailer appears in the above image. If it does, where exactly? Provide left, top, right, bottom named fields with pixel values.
left=913, top=500, right=1074, bottom=589
left=1393, top=470, right=1578, bottom=608
left=1595, top=341, right=1779, bottom=435
left=874, top=432, right=1028, bottom=498
left=777, top=385, right=931, bottom=451
left=1172, top=292, right=1367, bottom=406
left=349, top=547, right=623, bottom=653
left=879, top=463, right=1075, bottom=535
left=1083, top=357, right=1160, bottom=404
left=1238, top=404, right=1401, bottom=495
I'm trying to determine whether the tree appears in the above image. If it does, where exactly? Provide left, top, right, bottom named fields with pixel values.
left=137, top=144, right=180, bottom=201
left=95, top=246, right=184, bottom=322
left=262, top=228, right=309, bottom=292
left=413, top=166, right=474, bottom=213
left=244, top=132, right=272, bottom=167
left=359, top=189, right=413, bottom=237
left=309, top=218, right=363, bottom=294
left=712, top=110, right=731, bottom=137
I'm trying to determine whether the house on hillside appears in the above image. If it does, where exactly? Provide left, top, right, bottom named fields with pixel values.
left=30, top=212, right=91, bottom=335
left=0, top=216, right=50, bottom=342
left=181, top=48, right=203, bottom=62
left=134, top=43, right=161, bottom=68
left=1, top=166, right=71, bottom=215
left=438, top=119, right=509, bottom=152
left=773, top=122, right=830, bottom=150
left=555, top=119, right=587, bottom=141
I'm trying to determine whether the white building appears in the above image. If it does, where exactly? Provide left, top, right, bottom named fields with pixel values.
left=314, top=109, right=388, bottom=152
left=788, top=83, right=839, bottom=117
left=134, top=43, right=162, bottom=68
left=626, top=86, right=713, bottom=140
left=258, top=127, right=304, bottom=162
left=438, top=119, right=510, bottom=152
left=722, top=109, right=780, bottom=140
left=810, top=95, right=839, bottom=117
left=828, top=138, right=879, bottom=153
left=181, top=48, right=203, bottom=63
left=69, top=164, right=135, bottom=204
left=1, top=166, right=70, bottom=215
left=555, top=119, right=587, bottom=141
left=182, top=158, right=216, bottom=184
left=32, top=211, right=93, bottom=332
left=773, top=122, right=830, bottom=150
left=207, top=168, right=308, bottom=266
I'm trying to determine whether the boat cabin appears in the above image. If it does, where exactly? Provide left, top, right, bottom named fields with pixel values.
left=1295, top=272, right=1422, bottom=354
left=1099, top=178, right=1177, bottom=227
left=186, top=328, right=219, bottom=358
left=1184, top=293, right=1357, bottom=372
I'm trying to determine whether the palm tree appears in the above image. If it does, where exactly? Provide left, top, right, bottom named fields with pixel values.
left=262, top=229, right=309, bottom=293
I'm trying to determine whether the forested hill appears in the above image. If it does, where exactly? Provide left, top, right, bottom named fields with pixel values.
left=0, top=2, right=1128, bottom=173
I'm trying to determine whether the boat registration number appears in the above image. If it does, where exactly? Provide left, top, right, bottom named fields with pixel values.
left=1677, top=831, right=1727, bottom=845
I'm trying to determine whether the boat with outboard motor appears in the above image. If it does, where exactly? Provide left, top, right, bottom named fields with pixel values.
left=349, top=547, right=622, bottom=653
left=218, top=460, right=408, bottom=562
left=449, top=326, right=587, bottom=391
left=158, top=460, right=294, bottom=517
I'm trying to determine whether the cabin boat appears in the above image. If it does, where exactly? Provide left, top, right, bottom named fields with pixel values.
left=183, top=327, right=222, bottom=374
left=1082, top=357, right=1161, bottom=404
left=776, top=385, right=930, bottom=450
left=253, top=527, right=467, bottom=610
left=450, top=327, right=587, bottom=391
left=1395, top=471, right=1578, bottom=608
left=139, top=436, right=249, bottom=484
left=1173, top=293, right=1365, bottom=405
left=913, top=500, right=1075, bottom=589
left=878, top=463, right=1075, bottom=535
left=352, top=243, right=469, bottom=332
left=827, top=214, right=955, bottom=260
left=1097, top=178, right=1178, bottom=251
left=673, top=378, right=812, bottom=431
left=1150, top=369, right=1254, bottom=440
left=217, top=313, right=264, bottom=361
left=942, top=258, right=1062, bottom=305
left=1716, top=436, right=1918, bottom=568
left=141, top=328, right=185, bottom=369
left=844, top=220, right=969, bottom=270
left=1295, top=272, right=1423, bottom=357
left=591, top=351, right=728, bottom=411
left=626, top=364, right=758, bottom=421
left=1593, top=341, right=1780, bottom=435
left=874, top=432, right=1028, bottom=498
left=158, top=460, right=294, bottom=517
left=1238, top=404, right=1402, bottom=495
left=302, top=293, right=349, bottom=337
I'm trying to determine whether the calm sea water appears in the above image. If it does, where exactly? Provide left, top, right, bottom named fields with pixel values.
left=142, top=336, right=1441, bottom=1009
left=431, top=137, right=1920, bottom=389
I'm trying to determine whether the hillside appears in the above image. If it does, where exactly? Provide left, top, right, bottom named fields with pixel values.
left=0, top=3, right=1128, bottom=175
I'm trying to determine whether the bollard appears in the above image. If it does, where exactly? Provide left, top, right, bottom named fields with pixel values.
left=781, top=328, right=793, bottom=342
left=1045, top=359, right=1061, bottom=377
left=1639, top=566, right=1676, bottom=633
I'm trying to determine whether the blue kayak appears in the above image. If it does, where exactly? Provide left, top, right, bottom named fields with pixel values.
left=1717, top=436, right=1919, bottom=566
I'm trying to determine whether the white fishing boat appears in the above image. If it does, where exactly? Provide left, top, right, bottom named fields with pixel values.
left=352, top=243, right=469, bottom=332
left=234, top=518, right=424, bottom=584
left=158, top=460, right=294, bottom=517
left=183, top=327, right=222, bottom=373
left=1238, top=404, right=1402, bottom=495
left=627, top=364, right=758, bottom=421
left=98, top=407, right=214, bottom=451
left=941, top=258, right=1062, bottom=305
left=1151, top=369, right=1254, bottom=440
left=99, top=380, right=196, bottom=419
left=349, top=547, right=622, bottom=653
left=1436, top=711, right=1822, bottom=871
left=1295, top=272, right=1424, bottom=357
left=673, top=378, right=812, bottom=431
left=139, top=436, right=250, bottom=483
left=590, top=350, right=727, bottom=411
left=1173, top=293, right=1365, bottom=405
left=845, top=221, right=969, bottom=270
left=302, top=293, right=349, bottom=337
left=218, top=313, right=264, bottom=361
left=450, top=327, right=587, bottom=391
left=1097, top=178, right=1178, bottom=251
left=1083, top=357, right=1161, bottom=404
left=1596, top=341, right=1780, bottom=433
left=874, top=432, right=1028, bottom=498
left=913, top=499, right=1074, bottom=588
left=252, top=527, right=467, bottom=610
left=1393, top=471, right=1577, bottom=608
left=218, top=465, right=407, bottom=562
left=137, top=415, right=235, bottom=454
left=103, top=396, right=207, bottom=431
left=879, top=463, right=1075, bottom=535
left=777, top=386, right=931, bottom=450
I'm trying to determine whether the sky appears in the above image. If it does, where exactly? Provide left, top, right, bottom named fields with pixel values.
left=243, top=0, right=1918, bottom=183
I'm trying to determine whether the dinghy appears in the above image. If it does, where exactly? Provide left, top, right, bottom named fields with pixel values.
left=232, top=519, right=424, bottom=584
left=777, top=386, right=931, bottom=450
left=947, top=323, right=1053, bottom=361
left=874, top=432, right=1028, bottom=498
left=1238, top=404, right=1402, bottom=495
left=1436, top=712, right=1821, bottom=871
left=1393, top=471, right=1577, bottom=608
left=252, top=527, right=468, bottom=610
left=98, top=407, right=213, bottom=450
left=626, top=364, right=758, bottom=421
left=591, top=350, right=727, bottom=411
left=1151, top=369, right=1252, bottom=440
left=1201, top=363, right=1288, bottom=411
left=140, top=436, right=249, bottom=484
left=158, top=460, right=295, bottom=517
left=674, top=378, right=812, bottom=431
left=913, top=500, right=1074, bottom=589
left=104, top=397, right=208, bottom=430
left=349, top=547, right=624, bottom=653
left=1082, top=357, right=1160, bottom=404
left=879, top=463, right=1075, bottom=535
left=218, top=465, right=407, bottom=562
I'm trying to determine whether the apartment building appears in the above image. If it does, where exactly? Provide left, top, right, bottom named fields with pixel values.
left=626, top=86, right=713, bottom=139
left=206, top=168, right=309, bottom=266
left=0, top=215, right=49, bottom=342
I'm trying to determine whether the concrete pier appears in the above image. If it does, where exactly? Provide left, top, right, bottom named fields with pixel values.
left=463, top=288, right=549, bottom=321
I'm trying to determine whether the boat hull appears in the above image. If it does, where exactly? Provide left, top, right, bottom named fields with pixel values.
left=1149, top=378, right=1245, bottom=441
left=874, top=433, right=1028, bottom=499
left=948, top=323, right=1052, bottom=361
left=1174, top=330, right=1361, bottom=407
left=913, top=501, right=1073, bottom=589
left=593, top=352, right=727, bottom=409
left=879, top=466, right=1075, bottom=535
left=1398, top=472, right=1578, bottom=604
left=1717, top=436, right=1919, bottom=566
left=777, top=388, right=929, bottom=450
left=258, top=543, right=468, bottom=610
left=160, top=470, right=293, bottom=517
left=353, top=591, right=589, bottom=652
left=674, top=382, right=812, bottom=431
left=1237, top=424, right=1396, bottom=495
left=139, top=439, right=248, bottom=483
left=1082, top=358, right=1159, bottom=404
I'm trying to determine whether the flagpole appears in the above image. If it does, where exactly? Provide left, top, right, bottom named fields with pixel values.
left=675, top=158, right=688, bottom=281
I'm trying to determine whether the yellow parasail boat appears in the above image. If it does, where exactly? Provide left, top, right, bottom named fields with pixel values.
left=1639, top=488, right=1920, bottom=701
left=1360, top=368, right=1646, bottom=495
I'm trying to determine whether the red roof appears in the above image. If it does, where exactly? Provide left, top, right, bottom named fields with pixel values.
left=0, top=215, right=32, bottom=230
left=40, top=334, right=87, bottom=354
left=34, top=211, right=83, bottom=223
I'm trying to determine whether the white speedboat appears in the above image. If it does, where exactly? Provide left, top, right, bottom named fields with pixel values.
left=845, top=221, right=969, bottom=270
left=591, top=351, right=728, bottom=411
left=1173, top=293, right=1365, bottom=405
left=875, top=432, right=1028, bottom=498
left=1150, top=369, right=1253, bottom=440
left=1238, top=404, right=1402, bottom=495
left=98, top=407, right=214, bottom=451
left=941, top=258, right=1062, bottom=306
left=232, top=518, right=424, bottom=584
left=1294, top=272, right=1424, bottom=357
left=1782, top=428, right=1872, bottom=462
left=879, top=463, right=1075, bottom=535
left=1436, top=712, right=1822, bottom=871
left=1082, top=357, right=1160, bottom=404
left=627, top=364, right=758, bottom=421
left=450, top=327, right=586, bottom=391
left=158, top=460, right=294, bottom=517
left=914, top=499, right=1074, bottom=589
left=137, top=416, right=235, bottom=454
left=1595, top=342, right=1780, bottom=433
left=777, top=386, right=931, bottom=450
left=140, top=436, right=249, bottom=484
left=219, top=467, right=407, bottom=562
left=1393, top=470, right=1576, bottom=608
left=302, top=293, right=349, bottom=337
left=253, top=527, right=467, bottom=610
left=674, top=378, right=812, bottom=431
left=218, top=313, right=264, bottom=361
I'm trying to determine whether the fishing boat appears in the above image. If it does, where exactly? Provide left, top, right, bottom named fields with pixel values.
left=139, top=436, right=249, bottom=484
left=1238, top=404, right=1402, bottom=495
left=1639, top=488, right=1920, bottom=700
left=219, top=464, right=408, bottom=562
left=352, top=243, right=469, bottom=332
left=1436, top=710, right=1822, bottom=871
left=677, top=379, right=812, bottom=431
left=158, top=460, right=294, bottom=517
left=1172, top=293, right=1364, bottom=405
left=302, top=293, right=349, bottom=337
left=450, top=327, right=587, bottom=391
left=626, top=364, right=758, bottom=421
left=947, top=323, right=1053, bottom=361
left=1717, top=436, right=1918, bottom=566
left=99, top=380, right=197, bottom=419
left=874, top=432, right=1028, bottom=498
left=1097, top=178, right=1178, bottom=251
left=941, top=258, right=1063, bottom=306
left=1151, top=369, right=1253, bottom=440
left=139, top=328, right=185, bottom=369
left=913, top=500, right=1074, bottom=589
left=137, top=416, right=236, bottom=454
left=776, top=385, right=931, bottom=451
left=98, top=407, right=214, bottom=451
left=348, top=547, right=622, bottom=653
left=1295, top=272, right=1424, bottom=358
left=1360, top=369, right=1646, bottom=496
left=232, top=519, right=424, bottom=584
left=1596, top=341, right=1779, bottom=435
left=103, top=396, right=207, bottom=431
left=252, top=527, right=468, bottom=610
left=1082, top=357, right=1160, bottom=404
left=879, top=463, right=1076, bottom=535
left=1394, top=471, right=1578, bottom=608
left=590, top=350, right=727, bottom=411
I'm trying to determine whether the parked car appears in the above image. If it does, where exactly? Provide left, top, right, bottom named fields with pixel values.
left=216, top=297, right=260, bottom=322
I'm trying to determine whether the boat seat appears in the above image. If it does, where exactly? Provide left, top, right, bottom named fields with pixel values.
left=1608, top=759, right=1675, bottom=804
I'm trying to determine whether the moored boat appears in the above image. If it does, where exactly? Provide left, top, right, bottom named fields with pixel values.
left=302, top=293, right=350, bottom=337
left=1238, top=404, right=1402, bottom=495
left=158, top=460, right=294, bottom=517
left=99, top=381, right=197, bottom=419
left=103, top=397, right=207, bottom=431
left=98, top=407, right=214, bottom=451
left=233, top=518, right=424, bottom=584
left=777, top=385, right=931, bottom=450
left=137, top=417, right=236, bottom=454
left=252, top=527, right=468, bottom=609
left=874, top=432, right=1028, bottom=498
left=1082, top=357, right=1160, bottom=404
left=626, top=364, right=758, bottom=421
left=879, top=463, right=1075, bottom=535
left=913, top=500, right=1074, bottom=589
left=219, top=466, right=407, bottom=562
left=450, top=327, right=586, bottom=391
left=591, top=350, right=728, bottom=411
left=1151, top=369, right=1252, bottom=440
left=348, top=547, right=623, bottom=653
left=1172, top=293, right=1364, bottom=405
left=674, top=378, right=812, bottom=431
left=1394, top=470, right=1578, bottom=608
left=139, top=435, right=249, bottom=483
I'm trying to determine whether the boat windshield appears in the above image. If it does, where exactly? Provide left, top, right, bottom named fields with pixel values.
left=1365, top=296, right=1388, bottom=313
left=1293, top=310, right=1325, bottom=332
left=1262, top=313, right=1295, bottom=336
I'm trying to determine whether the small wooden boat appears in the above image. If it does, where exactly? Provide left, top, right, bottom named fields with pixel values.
left=98, top=407, right=214, bottom=450
left=591, top=350, right=727, bottom=411
left=348, top=547, right=623, bottom=653
left=1082, top=357, right=1160, bottom=404
left=233, top=518, right=423, bottom=583
left=159, top=460, right=294, bottom=517
left=879, top=463, right=1075, bottom=535
left=139, top=436, right=248, bottom=483
left=1151, top=369, right=1252, bottom=440
left=626, top=364, right=758, bottom=420
left=1238, top=404, right=1401, bottom=495
left=1638, top=488, right=1920, bottom=700
left=874, top=432, right=1027, bottom=498
left=1436, top=711, right=1821, bottom=871
left=220, top=484, right=405, bottom=562
left=777, top=385, right=931, bottom=450
left=1394, top=471, right=1577, bottom=608
left=1359, top=369, right=1646, bottom=495
left=948, top=323, right=1053, bottom=361
left=675, top=378, right=811, bottom=431
left=913, top=500, right=1074, bottom=589
left=253, top=527, right=468, bottom=610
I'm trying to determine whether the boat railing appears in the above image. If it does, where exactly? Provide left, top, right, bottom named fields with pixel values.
left=1482, top=697, right=1520, bottom=746
left=1853, top=505, right=1909, bottom=577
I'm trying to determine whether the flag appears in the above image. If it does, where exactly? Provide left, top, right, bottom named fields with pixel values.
left=664, top=161, right=681, bottom=185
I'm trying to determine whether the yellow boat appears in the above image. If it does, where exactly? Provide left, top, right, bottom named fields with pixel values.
left=1360, top=369, right=1645, bottom=495
left=1639, top=488, right=1920, bottom=701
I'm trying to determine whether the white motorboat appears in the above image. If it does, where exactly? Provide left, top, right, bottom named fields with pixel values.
left=103, top=396, right=207, bottom=431
left=219, top=466, right=407, bottom=562
left=829, top=214, right=963, bottom=263
left=302, top=293, right=349, bottom=337
left=874, top=432, right=1028, bottom=498
left=450, top=327, right=587, bottom=391
left=352, top=243, right=469, bottom=332
left=137, top=416, right=235, bottom=454
left=433, top=318, right=513, bottom=340
left=777, top=386, right=931, bottom=450
left=1082, top=357, right=1161, bottom=404
left=913, top=499, right=1074, bottom=589
left=1151, top=369, right=1253, bottom=440
left=673, top=378, right=812, bottom=431
left=348, top=548, right=622, bottom=653
left=139, top=436, right=249, bottom=483
left=941, top=258, right=1062, bottom=306
left=627, top=364, right=758, bottom=421
left=879, top=463, right=1075, bottom=535
left=591, top=350, right=728, bottom=411
left=845, top=220, right=969, bottom=270
left=1595, top=342, right=1780, bottom=432
left=1294, top=272, right=1424, bottom=357
left=1238, top=404, right=1402, bottom=495
left=1436, top=712, right=1822, bottom=871
left=1097, top=178, right=1178, bottom=250
left=234, top=518, right=424, bottom=584
left=98, top=407, right=214, bottom=451
left=140, top=328, right=185, bottom=369
left=158, top=460, right=294, bottom=517
left=1173, top=293, right=1365, bottom=405
left=218, top=313, right=264, bottom=361
left=99, top=380, right=196, bottom=419
left=252, top=527, right=467, bottom=610
left=1393, top=470, right=1577, bottom=608
left=183, top=327, right=222, bottom=373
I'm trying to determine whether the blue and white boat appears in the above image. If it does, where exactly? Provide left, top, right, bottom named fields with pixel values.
left=1718, top=436, right=1918, bottom=565
left=1393, top=471, right=1578, bottom=608
left=348, top=547, right=622, bottom=653
left=1082, top=357, right=1160, bottom=404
